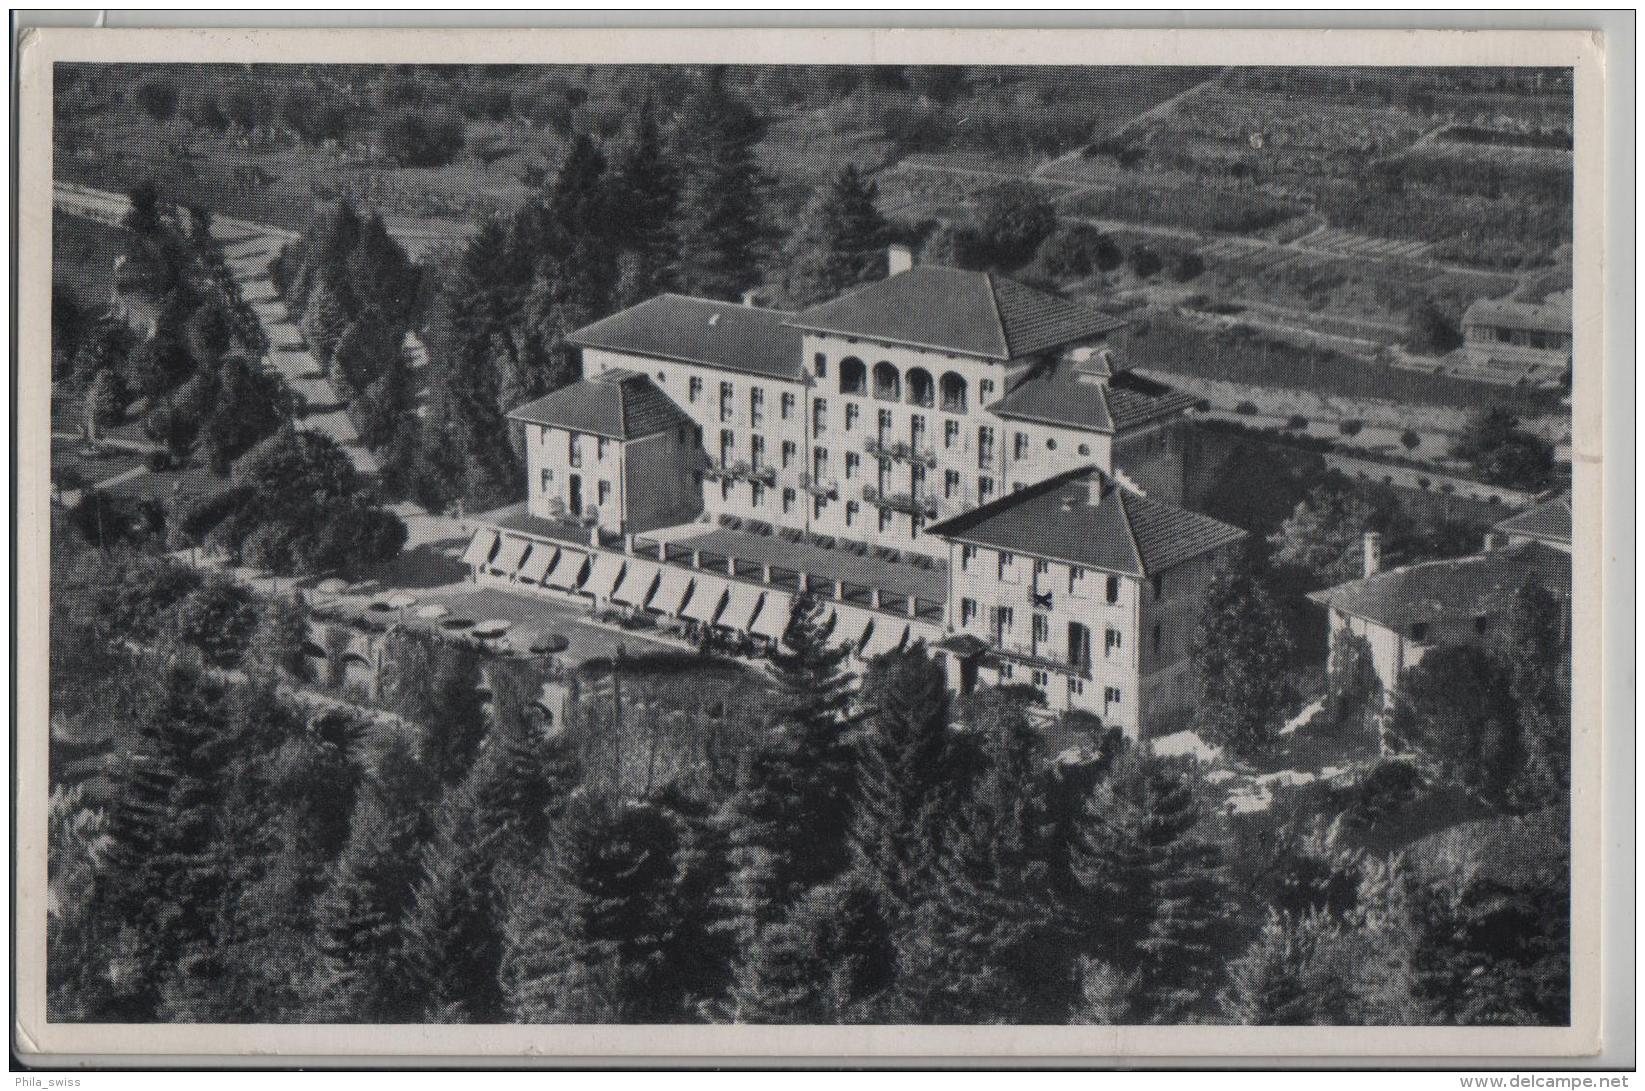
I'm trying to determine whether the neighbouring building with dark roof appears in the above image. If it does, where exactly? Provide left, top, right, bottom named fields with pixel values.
left=468, top=251, right=1242, bottom=734
left=1490, top=490, right=1572, bottom=553
left=1457, top=296, right=1572, bottom=386
left=1308, top=533, right=1572, bottom=705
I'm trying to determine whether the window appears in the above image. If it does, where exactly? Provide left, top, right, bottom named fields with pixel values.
left=597, top=436, right=610, bottom=461
left=940, top=371, right=967, bottom=413
left=814, top=353, right=828, bottom=377
left=689, top=376, right=703, bottom=403
left=720, top=381, right=735, bottom=423
left=845, top=500, right=859, bottom=527
left=1068, top=622, right=1092, bottom=671
left=781, top=440, right=796, bottom=468
left=979, top=476, right=995, bottom=502
left=878, top=408, right=893, bottom=440
left=751, top=482, right=765, bottom=507
left=845, top=452, right=860, bottom=479
left=911, top=463, right=926, bottom=491
left=1034, top=559, right=1050, bottom=580
left=1069, top=565, right=1085, bottom=594
left=812, top=447, right=828, bottom=481
left=1069, top=677, right=1085, bottom=697
left=1032, top=613, right=1049, bottom=646
left=1014, top=432, right=1029, bottom=461
left=568, top=434, right=582, bottom=468
left=598, top=480, right=611, bottom=506
left=1104, top=686, right=1121, bottom=708
left=1106, top=575, right=1120, bottom=604
left=1410, top=622, right=1429, bottom=642
left=750, top=387, right=765, bottom=427
left=945, top=469, right=960, bottom=499
left=1105, top=628, right=1122, bottom=655
left=877, top=458, right=891, bottom=493
left=813, top=398, right=827, bottom=437
left=1031, top=668, right=1049, bottom=689
left=878, top=507, right=893, bottom=533
left=814, top=494, right=827, bottom=518
left=845, top=403, right=859, bottom=431
left=960, top=543, right=975, bottom=571
left=945, top=420, right=960, bottom=448
left=540, top=468, right=553, bottom=491
left=960, top=598, right=977, bottom=626
left=1000, top=662, right=1014, bottom=681
left=1153, top=623, right=1163, bottom=654
left=1047, top=437, right=1058, bottom=451
left=751, top=434, right=766, bottom=469
left=910, top=415, right=927, bottom=450
left=782, top=487, right=795, bottom=514
left=781, top=392, right=796, bottom=420
left=910, top=514, right=923, bottom=540
left=1151, top=574, right=1165, bottom=600
left=1078, top=443, right=1090, bottom=456
left=997, top=606, right=1015, bottom=633
left=980, top=378, right=995, bottom=402
left=977, top=426, right=995, bottom=469
left=998, top=551, right=1015, bottom=580
left=719, top=429, right=734, bottom=466
left=721, top=478, right=733, bottom=501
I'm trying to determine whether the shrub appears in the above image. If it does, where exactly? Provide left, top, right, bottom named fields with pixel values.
left=1035, top=223, right=1121, bottom=280
left=1286, top=415, right=1309, bottom=431
left=1235, top=401, right=1259, bottom=415
left=968, top=181, right=1058, bottom=269
left=379, top=107, right=466, bottom=168
left=1417, top=476, right=1432, bottom=490
left=1406, top=299, right=1464, bottom=355
left=1172, top=251, right=1206, bottom=281
left=1128, top=246, right=1163, bottom=279
left=133, top=77, right=179, bottom=122
left=1339, top=419, right=1364, bottom=437
left=1400, top=429, right=1422, bottom=451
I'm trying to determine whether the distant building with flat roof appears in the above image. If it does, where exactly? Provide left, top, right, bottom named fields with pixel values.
left=1456, top=296, right=1571, bottom=386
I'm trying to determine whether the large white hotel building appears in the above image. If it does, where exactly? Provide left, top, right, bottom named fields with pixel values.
left=462, top=248, right=1245, bottom=738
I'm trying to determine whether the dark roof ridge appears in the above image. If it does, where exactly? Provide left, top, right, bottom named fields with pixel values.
left=926, top=465, right=1102, bottom=540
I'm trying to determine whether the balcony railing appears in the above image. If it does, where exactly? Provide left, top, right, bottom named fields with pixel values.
left=864, top=437, right=937, bottom=468
left=862, top=484, right=938, bottom=518
left=798, top=473, right=838, bottom=499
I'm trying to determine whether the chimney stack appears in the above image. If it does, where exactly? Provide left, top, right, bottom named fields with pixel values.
left=740, top=289, right=761, bottom=308
left=887, top=243, right=914, bottom=277
left=1363, top=531, right=1382, bottom=578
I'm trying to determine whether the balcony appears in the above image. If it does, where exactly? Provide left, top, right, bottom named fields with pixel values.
left=863, top=485, right=938, bottom=518
left=798, top=472, right=838, bottom=499
left=722, top=460, right=777, bottom=486
left=864, top=437, right=937, bottom=468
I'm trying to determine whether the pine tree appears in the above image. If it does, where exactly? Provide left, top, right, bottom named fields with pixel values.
left=719, top=596, right=855, bottom=944
left=849, top=645, right=954, bottom=919
left=610, top=99, right=679, bottom=294
left=397, top=775, right=506, bottom=1023
left=501, top=795, right=687, bottom=1023
left=784, top=164, right=891, bottom=305
left=671, top=71, right=769, bottom=300
left=544, top=133, right=613, bottom=246
left=1072, top=750, right=1234, bottom=1022
left=474, top=659, right=580, bottom=862
left=1218, top=911, right=1343, bottom=1025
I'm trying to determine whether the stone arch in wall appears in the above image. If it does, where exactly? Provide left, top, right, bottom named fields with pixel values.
left=839, top=356, right=867, bottom=395
left=906, top=367, right=935, bottom=408
left=939, top=371, right=968, bottom=413
left=873, top=361, right=901, bottom=401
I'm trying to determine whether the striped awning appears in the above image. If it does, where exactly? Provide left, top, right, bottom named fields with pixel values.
left=653, top=566, right=695, bottom=615
left=518, top=544, right=557, bottom=584
left=585, top=553, right=626, bottom=598
left=461, top=528, right=498, bottom=567
left=749, top=590, right=794, bottom=640
left=492, top=535, right=531, bottom=575
left=862, top=619, right=911, bottom=659
left=718, top=582, right=763, bottom=632
left=611, top=560, right=660, bottom=608
left=547, top=550, right=589, bottom=590
left=681, top=577, right=729, bottom=624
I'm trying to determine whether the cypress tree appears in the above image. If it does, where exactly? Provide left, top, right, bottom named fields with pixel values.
left=1190, top=560, right=1297, bottom=758
left=610, top=98, right=679, bottom=298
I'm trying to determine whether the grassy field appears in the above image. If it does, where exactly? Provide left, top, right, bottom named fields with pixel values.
left=1126, top=311, right=1563, bottom=413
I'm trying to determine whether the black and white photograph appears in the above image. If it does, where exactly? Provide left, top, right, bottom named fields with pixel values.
left=16, top=23, right=1618, bottom=1063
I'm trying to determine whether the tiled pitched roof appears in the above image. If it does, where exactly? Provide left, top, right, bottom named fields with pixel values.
left=925, top=467, right=1245, bottom=575
left=507, top=369, right=695, bottom=440
left=987, top=359, right=1197, bottom=434
left=788, top=266, right=1125, bottom=360
left=1462, top=297, right=1572, bottom=335
left=1307, top=542, right=1570, bottom=631
left=569, top=295, right=804, bottom=381
left=1492, top=492, right=1572, bottom=547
